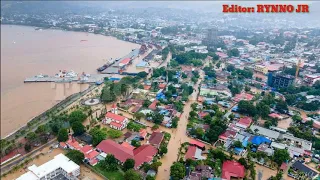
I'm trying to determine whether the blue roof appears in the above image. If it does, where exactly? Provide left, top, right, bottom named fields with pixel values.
left=136, top=61, right=148, bottom=67
left=242, top=140, right=248, bottom=147
left=234, top=147, right=244, bottom=154
left=251, top=136, right=271, bottom=145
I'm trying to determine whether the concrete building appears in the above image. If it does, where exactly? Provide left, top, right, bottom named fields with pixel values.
left=267, top=72, right=295, bottom=89
left=304, top=73, right=320, bottom=86
left=16, top=154, right=80, bottom=180
left=254, top=64, right=268, bottom=74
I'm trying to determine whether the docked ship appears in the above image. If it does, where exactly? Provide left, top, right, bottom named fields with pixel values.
left=97, top=58, right=119, bottom=72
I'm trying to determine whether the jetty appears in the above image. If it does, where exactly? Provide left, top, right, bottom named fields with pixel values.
left=24, top=74, right=109, bottom=84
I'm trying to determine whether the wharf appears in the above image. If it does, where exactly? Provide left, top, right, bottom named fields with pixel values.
left=24, top=74, right=110, bottom=84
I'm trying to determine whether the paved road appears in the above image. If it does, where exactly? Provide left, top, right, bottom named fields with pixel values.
left=156, top=69, right=204, bottom=180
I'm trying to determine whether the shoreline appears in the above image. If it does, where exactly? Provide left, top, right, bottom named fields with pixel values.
left=0, top=23, right=131, bottom=44
left=1, top=24, right=140, bottom=139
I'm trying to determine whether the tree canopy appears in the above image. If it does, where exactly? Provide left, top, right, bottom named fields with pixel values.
left=170, top=162, right=186, bottom=180
left=124, top=169, right=143, bottom=180
left=66, top=150, right=84, bottom=165
left=57, top=128, right=68, bottom=142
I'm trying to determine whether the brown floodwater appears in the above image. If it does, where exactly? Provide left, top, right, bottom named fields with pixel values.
left=1, top=25, right=139, bottom=138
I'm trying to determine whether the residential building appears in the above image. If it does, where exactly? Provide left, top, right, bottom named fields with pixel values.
left=233, top=93, right=254, bottom=102
left=250, top=125, right=280, bottom=140
left=148, top=131, right=164, bottom=148
left=185, top=146, right=206, bottom=161
left=267, top=72, right=295, bottom=89
left=235, top=117, right=253, bottom=129
left=281, top=134, right=312, bottom=151
left=291, top=160, right=319, bottom=179
left=103, top=112, right=128, bottom=130
left=80, top=145, right=99, bottom=166
left=16, top=154, right=80, bottom=180
left=96, top=139, right=158, bottom=169
left=222, top=161, right=245, bottom=180
left=304, top=73, right=320, bottom=86
left=187, top=165, right=213, bottom=180
left=254, top=64, right=268, bottom=74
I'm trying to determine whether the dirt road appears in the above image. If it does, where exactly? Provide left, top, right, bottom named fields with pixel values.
left=156, top=70, right=203, bottom=180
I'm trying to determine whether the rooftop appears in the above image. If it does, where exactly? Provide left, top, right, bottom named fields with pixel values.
left=250, top=125, right=280, bottom=140
left=17, top=154, right=79, bottom=180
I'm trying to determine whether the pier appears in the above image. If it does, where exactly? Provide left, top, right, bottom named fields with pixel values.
left=24, top=74, right=110, bottom=84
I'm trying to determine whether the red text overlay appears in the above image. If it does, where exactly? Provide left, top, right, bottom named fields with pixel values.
left=223, top=4, right=309, bottom=13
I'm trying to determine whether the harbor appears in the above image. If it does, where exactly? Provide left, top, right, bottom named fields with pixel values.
left=24, top=73, right=109, bottom=84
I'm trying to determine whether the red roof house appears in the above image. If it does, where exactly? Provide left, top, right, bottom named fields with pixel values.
left=189, top=139, right=205, bottom=149
left=222, top=161, right=245, bottom=180
left=158, top=83, right=167, bottom=89
left=133, top=145, right=158, bottom=168
left=198, top=112, right=209, bottom=119
left=269, top=113, right=283, bottom=120
left=67, top=136, right=82, bottom=150
left=148, top=100, right=158, bottom=110
left=96, top=140, right=157, bottom=169
left=185, top=146, right=197, bottom=160
left=236, top=117, right=253, bottom=129
left=104, top=112, right=129, bottom=130
left=280, top=162, right=288, bottom=171
left=218, top=130, right=237, bottom=142
left=148, top=132, right=164, bottom=148
left=233, top=93, right=254, bottom=102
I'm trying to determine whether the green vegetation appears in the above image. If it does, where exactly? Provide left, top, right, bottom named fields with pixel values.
left=127, top=121, right=145, bottom=132
left=123, top=159, right=135, bottom=171
left=93, top=163, right=124, bottom=180
left=124, top=169, right=142, bottom=180
left=170, top=162, right=186, bottom=180
left=89, top=126, right=107, bottom=146
left=65, top=150, right=84, bottom=165
left=107, top=129, right=123, bottom=139
left=57, top=128, right=68, bottom=142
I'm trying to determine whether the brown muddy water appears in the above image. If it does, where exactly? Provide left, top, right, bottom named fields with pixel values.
left=1, top=25, right=139, bottom=138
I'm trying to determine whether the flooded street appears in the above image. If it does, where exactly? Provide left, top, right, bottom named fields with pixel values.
left=1, top=25, right=139, bottom=137
left=156, top=70, right=203, bottom=180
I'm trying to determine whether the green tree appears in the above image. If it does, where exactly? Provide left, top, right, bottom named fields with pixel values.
left=226, top=64, right=235, bottom=72
left=107, top=129, right=123, bottom=139
left=35, top=125, right=47, bottom=135
left=123, top=159, right=135, bottom=171
left=227, top=48, right=240, bottom=57
left=100, top=154, right=118, bottom=171
left=273, top=149, right=290, bottom=166
left=233, top=140, right=243, bottom=148
left=26, top=132, right=37, bottom=142
left=146, top=175, right=156, bottom=180
left=171, top=117, right=179, bottom=128
left=150, top=161, right=162, bottom=171
left=245, top=86, right=251, bottom=92
left=170, top=162, right=186, bottom=180
left=131, top=139, right=141, bottom=147
left=89, top=127, right=107, bottom=146
left=134, top=112, right=145, bottom=121
left=276, top=100, right=288, bottom=114
left=71, top=121, right=85, bottom=136
left=57, top=128, right=68, bottom=142
left=292, top=114, right=302, bottom=123
left=137, top=71, right=148, bottom=78
left=66, top=150, right=84, bottom=164
left=151, top=124, right=159, bottom=131
left=124, top=169, right=143, bottom=180
left=69, top=110, right=87, bottom=124
left=152, top=112, right=164, bottom=125
left=159, top=145, right=168, bottom=155
left=24, top=143, right=32, bottom=152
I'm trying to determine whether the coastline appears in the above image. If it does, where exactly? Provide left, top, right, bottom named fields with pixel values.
left=0, top=23, right=129, bottom=43
left=1, top=24, right=140, bottom=139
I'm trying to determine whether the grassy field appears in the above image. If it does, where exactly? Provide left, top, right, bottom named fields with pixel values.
left=93, top=164, right=124, bottom=180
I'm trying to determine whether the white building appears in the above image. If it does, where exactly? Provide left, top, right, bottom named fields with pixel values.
left=103, top=105, right=129, bottom=130
left=16, top=154, right=80, bottom=180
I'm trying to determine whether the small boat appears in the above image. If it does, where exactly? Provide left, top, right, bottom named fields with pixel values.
left=80, top=40, right=88, bottom=42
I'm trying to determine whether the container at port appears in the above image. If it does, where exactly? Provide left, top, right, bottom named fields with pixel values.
left=109, top=77, right=121, bottom=81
